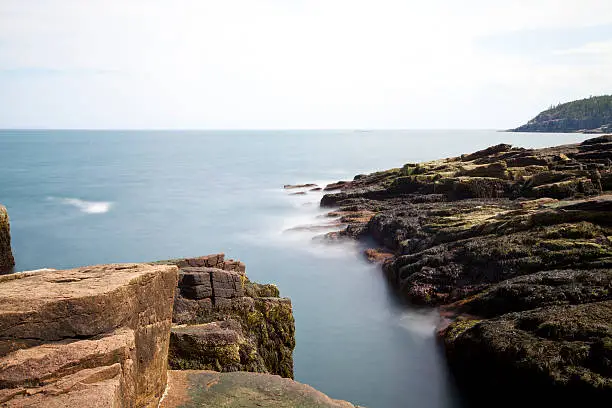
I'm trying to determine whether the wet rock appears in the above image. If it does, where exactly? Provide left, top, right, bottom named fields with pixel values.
left=443, top=301, right=612, bottom=405
left=285, top=223, right=344, bottom=232
left=364, top=248, right=395, bottom=263
left=284, top=183, right=318, bottom=189
left=324, top=181, right=350, bottom=191
left=316, top=135, right=612, bottom=402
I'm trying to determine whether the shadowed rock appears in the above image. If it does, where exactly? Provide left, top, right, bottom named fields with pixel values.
left=316, top=135, right=612, bottom=403
left=157, top=254, right=295, bottom=379
left=0, top=206, right=14, bottom=273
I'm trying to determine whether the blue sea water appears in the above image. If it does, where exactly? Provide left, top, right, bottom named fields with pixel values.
left=0, top=129, right=590, bottom=408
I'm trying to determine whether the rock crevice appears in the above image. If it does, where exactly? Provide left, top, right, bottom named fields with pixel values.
left=313, top=135, right=612, bottom=404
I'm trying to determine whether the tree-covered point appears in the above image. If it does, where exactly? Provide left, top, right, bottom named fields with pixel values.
left=510, top=95, right=612, bottom=133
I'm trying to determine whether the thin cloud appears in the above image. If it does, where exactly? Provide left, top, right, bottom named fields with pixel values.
left=0, top=67, right=124, bottom=76
left=1, top=0, right=611, bottom=129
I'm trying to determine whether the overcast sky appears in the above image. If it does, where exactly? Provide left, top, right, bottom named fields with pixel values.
left=1, top=0, right=611, bottom=129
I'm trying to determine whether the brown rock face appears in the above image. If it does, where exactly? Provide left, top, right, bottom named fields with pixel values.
left=0, top=206, right=15, bottom=273
left=0, top=263, right=179, bottom=407
left=157, top=254, right=295, bottom=379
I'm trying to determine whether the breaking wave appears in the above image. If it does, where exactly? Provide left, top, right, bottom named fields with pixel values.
left=59, top=198, right=113, bottom=214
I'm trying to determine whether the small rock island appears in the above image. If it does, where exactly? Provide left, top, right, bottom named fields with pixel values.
left=510, top=95, right=612, bottom=133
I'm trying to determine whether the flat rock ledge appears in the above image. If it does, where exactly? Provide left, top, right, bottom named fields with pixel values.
left=0, top=263, right=179, bottom=407
left=0, top=206, right=15, bottom=273
left=160, top=370, right=358, bottom=408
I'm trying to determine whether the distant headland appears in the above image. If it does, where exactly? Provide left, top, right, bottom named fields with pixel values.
left=510, top=95, right=612, bottom=133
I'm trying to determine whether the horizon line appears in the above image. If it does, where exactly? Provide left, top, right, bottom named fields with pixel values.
left=0, top=128, right=505, bottom=132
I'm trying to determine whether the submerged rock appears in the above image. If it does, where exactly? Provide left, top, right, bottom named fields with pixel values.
left=284, top=183, right=318, bottom=189
left=317, top=135, right=612, bottom=403
left=0, top=206, right=15, bottom=273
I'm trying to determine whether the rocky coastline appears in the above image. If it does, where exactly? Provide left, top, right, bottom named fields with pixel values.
left=304, top=135, right=612, bottom=405
left=0, top=218, right=357, bottom=408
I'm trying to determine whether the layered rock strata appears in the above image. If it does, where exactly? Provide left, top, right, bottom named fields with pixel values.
left=0, top=206, right=15, bottom=272
left=314, top=135, right=612, bottom=404
left=155, top=254, right=295, bottom=378
left=0, top=259, right=351, bottom=407
left=0, top=263, right=179, bottom=407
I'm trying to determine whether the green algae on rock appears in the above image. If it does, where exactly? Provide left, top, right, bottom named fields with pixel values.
left=155, top=254, right=295, bottom=379
left=314, top=135, right=612, bottom=404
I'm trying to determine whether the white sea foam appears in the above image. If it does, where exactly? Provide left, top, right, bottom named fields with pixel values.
left=397, top=309, right=441, bottom=338
left=61, top=198, right=113, bottom=214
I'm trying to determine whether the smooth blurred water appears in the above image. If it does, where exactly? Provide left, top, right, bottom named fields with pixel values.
left=0, top=129, right=590, bottom=407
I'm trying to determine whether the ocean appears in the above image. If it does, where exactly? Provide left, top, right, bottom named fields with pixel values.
left=0, top=129, right=590, bottom=408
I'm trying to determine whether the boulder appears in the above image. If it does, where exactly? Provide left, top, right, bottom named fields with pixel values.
left=443, top=301, right=612, bottom=405
left=0, top=206, right=15, bottom=272
left=158, top=256, right=295, bottom=379
left=458, top=161, right=509, bottom=179
left=461, top=144, right=512, bottom=161
left=324, top=181, right=350, bottom=191
left=168, top=320, right=266, bottom=373
left=0, top=263, right=179, bottom=407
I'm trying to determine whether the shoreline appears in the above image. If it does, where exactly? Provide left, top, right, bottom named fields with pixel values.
left=286, top=134, right=612, bottom=405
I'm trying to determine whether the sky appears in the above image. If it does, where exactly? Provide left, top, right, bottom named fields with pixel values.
left=0, top=0, right=611, bottom=129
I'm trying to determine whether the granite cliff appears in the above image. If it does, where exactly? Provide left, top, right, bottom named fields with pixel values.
left=0, top=206, right=15, bottom=273
left=0, top=211, right=356, bottom=408
left=0, top=263, right=178, bottom=407
left=314, top=135, right=612, bottom=405
left=155, top=254, right=295, bottom=378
